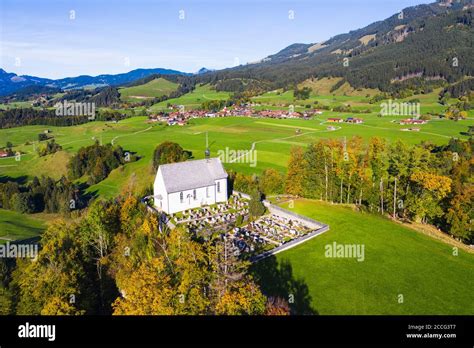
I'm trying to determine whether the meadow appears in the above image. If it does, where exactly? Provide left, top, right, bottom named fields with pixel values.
left=147, top=84, right=231, bottom=112
left=0, top=113, right=472, bottom=199
left=118, top=77, right=179, bottom=102
left=253, top=199, right=474, bottom=314
left=0, top=209, right=46, bottom=244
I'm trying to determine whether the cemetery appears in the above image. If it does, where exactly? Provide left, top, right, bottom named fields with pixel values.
left=169, top=193, right=328, bottom=260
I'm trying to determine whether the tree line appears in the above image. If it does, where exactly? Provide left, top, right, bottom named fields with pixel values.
left=231, top=136, right=473, bottom=244
left=0, top=176, right=84, bottom=214
left=0, top=108, right=130, bottom=129
left=68, top=141, right=134, bottom=185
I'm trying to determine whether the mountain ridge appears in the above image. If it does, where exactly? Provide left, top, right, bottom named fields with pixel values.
left=0, top=68, right=189, bottom=96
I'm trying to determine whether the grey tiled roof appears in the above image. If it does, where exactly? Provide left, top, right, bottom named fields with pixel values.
left=159, top=158, right=227, bottom=193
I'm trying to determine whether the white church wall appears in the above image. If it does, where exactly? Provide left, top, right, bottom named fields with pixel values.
left=153, top=168, right=168, bottom=212
left=215, top=178, right=228, bottom=202
left=167, top=185, right=216, bottom=214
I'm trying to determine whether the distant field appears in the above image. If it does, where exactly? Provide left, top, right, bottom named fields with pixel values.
left=0, top=101, right=34, bottom=110
left=0, top=115, right=472, bottom=198
left=148, top=84, right=231, bottom=112
left=0, top=209, right=46, bottom=243
left=252, top=199, right=474, bottom=314
left=119, top=78, right=179, bottom=102
left=298, top=76, right=379, bottom=97
left=251, top=84, right=465, bottom=115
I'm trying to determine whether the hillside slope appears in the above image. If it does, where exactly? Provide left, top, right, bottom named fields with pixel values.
left=199, top=0, right=474, bottom=94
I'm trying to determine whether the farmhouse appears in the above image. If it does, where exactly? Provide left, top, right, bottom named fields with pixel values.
left=400, top=118, right=427, bottom=125
left=153, top=158, right=228, bottom=214
left=327, top=117, right=343, bottom=123
left=346, top=117, right=364, bottom=124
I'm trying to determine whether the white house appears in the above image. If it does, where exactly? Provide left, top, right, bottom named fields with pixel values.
left=153, top=158, right=228, bottom=214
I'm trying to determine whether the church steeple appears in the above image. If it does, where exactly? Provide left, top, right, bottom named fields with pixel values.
left=205, top=132, right=210, bottom=159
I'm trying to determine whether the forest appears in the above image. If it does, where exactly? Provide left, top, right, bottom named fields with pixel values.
left=232, top=136, right=473, bottom=244
left=0, top=176, right=84, bottom=214
left=68, top=142, right=134, bottom=184
left=0, top=197, right=291, bottom=315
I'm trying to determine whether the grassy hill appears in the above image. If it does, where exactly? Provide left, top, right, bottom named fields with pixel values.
left=298, top=77, right=380, bottom=97
left=148, top=84, right=231, bottom=112
left=0, top=209, right=46, bottom=243
left=252, top=199, right=474, bottom=314
left=200, top=1, right=474, bottom=93
left=119, top=77, right=179, bottom=102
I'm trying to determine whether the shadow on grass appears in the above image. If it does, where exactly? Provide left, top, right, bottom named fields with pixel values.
left=0, top=175, right=28, bottom=185
left=250, top=256, right=318, bottom=315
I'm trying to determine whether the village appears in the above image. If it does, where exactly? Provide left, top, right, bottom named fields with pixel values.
left=147, top=104, right=323, bottom=126
left=147, top=104, right=366, bottom=127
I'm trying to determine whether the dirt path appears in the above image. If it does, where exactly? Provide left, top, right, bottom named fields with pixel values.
left=111, top=126, right=153, bottom=145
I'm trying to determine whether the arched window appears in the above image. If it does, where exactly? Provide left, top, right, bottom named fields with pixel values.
left=180, top=192, right=183, bottom=203
left=217, top=181, right=221, bottom=193
left=193, top=189, right=197, bottom=200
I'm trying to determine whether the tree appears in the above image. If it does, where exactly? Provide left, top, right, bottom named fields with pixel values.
left=406, top=172, right=452, bottom=223
left=215, top=281, right=266, bottom=315
left=294, top=87, right=311, bottom=100
left=445, top=186, right=474, bottom=242
left=152, top=141, right=188, bottom=170
left=80, top=200, right=121, bottom=313
left=0, top=286, right=13, bottom=315
left=259, top=168, right=284, bottom=195
left=12, top=220, right=95, bottom=315
left=285, top=147, right=306, bottom=196
left=265, top=297, right=290, bottom=315
left=249, top=190, right=265, bottom=218
left=10, top=192, right=34, bottom=213
left=112, top=257, right=175, bottom=315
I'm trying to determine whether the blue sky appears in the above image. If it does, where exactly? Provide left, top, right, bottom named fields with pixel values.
left=0, top=0, right=431, bottom=79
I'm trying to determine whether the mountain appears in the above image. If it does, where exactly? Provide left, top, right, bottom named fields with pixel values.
left=0, top=69, right=53, bottom=96
left=0, top=68, right=188, bottom=96
left=198, top=0, right=474, bottom=95
left=196, top=67, right=215, bottom=75
left=2, top=0, right=473, bottom=99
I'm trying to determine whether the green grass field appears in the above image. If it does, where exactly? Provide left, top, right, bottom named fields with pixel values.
left=252, top=199, right=474, bottom=314
left=148, top=84, right=231, bottom=112
left=0, top=114, right=472, bottom=198
left=119, top=77, right=179, bottom=102
left=0, top=209, right=46, bottom=243
left=0, top=101, right=35, bottom=110
left=252, top=80, right=465, bottom=115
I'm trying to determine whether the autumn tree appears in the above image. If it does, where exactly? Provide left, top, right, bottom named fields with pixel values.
left=259, top=168, right=284, bottom=195
left=285, top=146, right=306, bottom=196
left=11, top=220, right=95, bottom=315
left=152, top=141, right=189, bottom=170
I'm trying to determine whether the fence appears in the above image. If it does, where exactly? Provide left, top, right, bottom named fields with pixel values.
left=233, top=190, right=330, bottom=262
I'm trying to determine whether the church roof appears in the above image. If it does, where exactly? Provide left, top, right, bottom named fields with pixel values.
left=158, top=158, right=227, bottom=193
